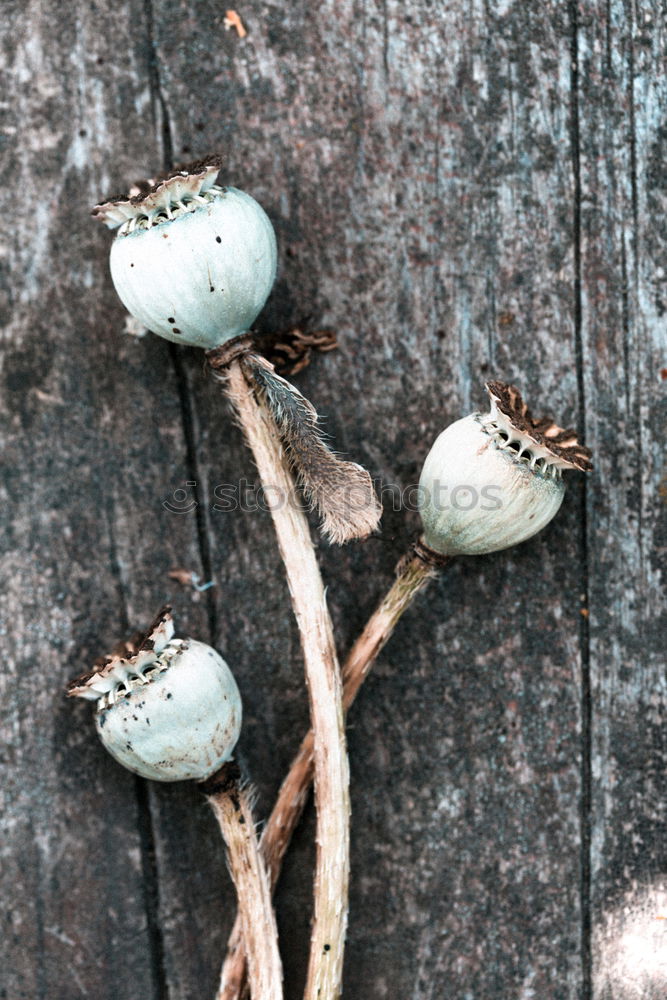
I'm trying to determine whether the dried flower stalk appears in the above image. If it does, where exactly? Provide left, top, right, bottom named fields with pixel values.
left=216, top=378, right=593, bottom=999
left=92, top=158, right=381, bottom=997
left=216, top=548, right=443, bottom=1000
left=67, top=611, right=275, bottom=998
left=218, top=357, right=351, bottom=1000
left=204, top=762, right=283, bottom=1000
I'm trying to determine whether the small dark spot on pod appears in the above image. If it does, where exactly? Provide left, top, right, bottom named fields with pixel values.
left=215, top=236, right=222, bottom=243
left=146, top=718, right=151, bottom=725
left=166, top=692, right=173, bottom=699
left=323, top=944, right=330, bottom=952
left=172, top=327, right=181, bottom=334
left=210, top=286, right=215, bottom=293
left=130, top=263, right=134, bottom=267
left=167, top=317, right=175, bottom=323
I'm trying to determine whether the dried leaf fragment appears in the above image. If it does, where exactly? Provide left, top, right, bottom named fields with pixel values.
left=244, top=354, right=382, bottom=544
left=259, top=325, right=338, bottom=376
left=169, top=567, right=216, bottom=592
left=224, top=9, right=247, bottom=37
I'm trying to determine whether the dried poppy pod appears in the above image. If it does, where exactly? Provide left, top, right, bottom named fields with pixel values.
left=92, top=159, right=377, bottom=998
left=68, top=607, right=242, bottom=781
left=418, top=380, right=592, bottom=557
left=92, top=157, right=380, bottom=545
left=93, top=158, right=277, bottom=349
left=215, top=380, right=593, bottom=1000
left=68, top=609, right=282, bottom=999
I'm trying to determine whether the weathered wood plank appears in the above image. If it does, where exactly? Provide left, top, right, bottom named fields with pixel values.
left=576, top=2, right=667, bottom=997
left=4, top=1, right=663, bottom=999
left=0, top=2, right=208, bottom=998
left=148, top=2, right=587, bottom=997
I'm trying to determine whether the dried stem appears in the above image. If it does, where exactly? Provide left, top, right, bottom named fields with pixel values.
left=204, top=763, right=283, bottom=1000
left=216, top=548, right=446, bottom=1000
left=220, top=357, right=350, bottom=1000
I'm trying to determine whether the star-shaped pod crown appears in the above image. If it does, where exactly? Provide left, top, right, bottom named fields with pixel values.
left=92, top=158, right=224, bottom=231
left=67, top=606, right=176, bottom=703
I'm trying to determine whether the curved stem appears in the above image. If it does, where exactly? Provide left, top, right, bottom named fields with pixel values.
left=205, top=763, right=283, bottom=1000
left=216, top=550, right=445, bottom=1000
left=222, top=358, right=350, bottom=1000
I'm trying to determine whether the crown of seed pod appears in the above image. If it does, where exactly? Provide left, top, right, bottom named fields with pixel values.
left=418, top=380, right=592, bottom=557
left=93, top=158, right=277, bottom=349
left=68, top=607, right=242, bottom=781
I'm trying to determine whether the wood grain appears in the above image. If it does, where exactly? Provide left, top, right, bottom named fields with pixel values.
left=1, top=2, right=664, bottom=999
left=576, top=2, right=667, bottom=998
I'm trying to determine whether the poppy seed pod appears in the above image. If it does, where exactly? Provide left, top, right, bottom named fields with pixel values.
left=93, top=159, right=277, bottom=349
left=68, top=608, right=242, bottom=782
left=418, top=380, right=592, bottom=557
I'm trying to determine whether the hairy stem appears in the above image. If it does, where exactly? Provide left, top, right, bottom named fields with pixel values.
left=222, top=358, right=350, bottom=1000
left=216, top=550, right=445, bottom=1000
left=205, top=763, right=283, bottom=1000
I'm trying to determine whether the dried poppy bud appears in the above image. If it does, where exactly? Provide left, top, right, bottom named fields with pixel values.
left=68, top=608, right=242, bottom=782
left=418, top=380, right=592, bottom=557
left=93, top=158, right=277, bottom=349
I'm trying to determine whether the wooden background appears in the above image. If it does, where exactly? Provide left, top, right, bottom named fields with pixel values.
left=2, top=1, right=665, bottom=998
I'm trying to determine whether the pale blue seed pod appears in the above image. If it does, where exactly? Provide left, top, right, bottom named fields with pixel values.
left=68, top=610, right=242, bottom=782
left=94, top=164, right=277, bottom=349
left=418, top=381, right=592, bottom=557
